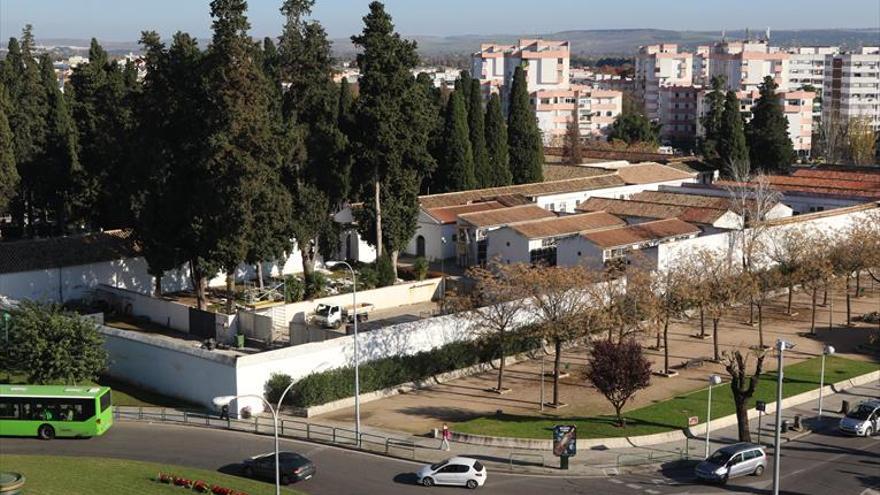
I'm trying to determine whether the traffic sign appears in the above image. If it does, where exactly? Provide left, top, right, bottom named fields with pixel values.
left=688, top=416, right=699, bottom=427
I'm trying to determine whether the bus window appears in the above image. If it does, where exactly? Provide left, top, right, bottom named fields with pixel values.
left=57, top=402, right=86, bottom=421
left=0, top=399, right=19, bottom=419
left=99, top=391, right=111, bottom=412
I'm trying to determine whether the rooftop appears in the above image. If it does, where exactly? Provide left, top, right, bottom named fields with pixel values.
left=715, top=175, right=880, bottom=200
left=510, top=211, right=625, bottom=239
left=581, top=218, right=701, bottom=249
left=578, top=197, right=729, bottom=225
left=424, top=201, right=506, bottom=224
left=458, top=204, right=557, bottom=228
left=0, top=229, right=138, bottom=275
left=629, top=190, right=734, bottom=209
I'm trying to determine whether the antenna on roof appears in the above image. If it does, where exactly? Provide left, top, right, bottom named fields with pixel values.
left=721, top=29, right=726, bottom=42
left=745, top=27, right=751, bottom=41
left=766, top=27, right=771, bottom=42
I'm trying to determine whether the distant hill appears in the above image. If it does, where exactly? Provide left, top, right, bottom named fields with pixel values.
left=32, top=28, right=879, bottom=59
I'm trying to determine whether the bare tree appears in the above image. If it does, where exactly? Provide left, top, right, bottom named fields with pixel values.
left=652, top=260, right=693, bottom=374
left=462, top=262, right=529, bottom=392
left=585, top=338, right=652, bottom=427
left=523, top=265, right=593, bottom=407
left=721, top=348, right=766, bottom=442
left=696, top=249, right=748, bottom=361
left=847, top=116, right=877, bottom=165
left=799, top=232, right=835, bottom=335
left=766, top=226, right=812, bottom=315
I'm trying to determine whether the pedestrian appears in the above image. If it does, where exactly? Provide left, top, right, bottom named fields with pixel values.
left=219, top=404, right=230, bottom=421
left=440, top=423, right=451, bottom=451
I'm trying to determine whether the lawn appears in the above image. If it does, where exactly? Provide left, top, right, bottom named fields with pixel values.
left=2, top=374, right=202, bottom=409
left=453, top=355, right=880, bottom=439
left=0, top=455, right=304, bottom=495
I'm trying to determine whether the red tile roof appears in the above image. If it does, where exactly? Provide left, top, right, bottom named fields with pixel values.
left=425, top=201, right=506, bottom=224
left=510, top=212, right=625, bottom=239
left=458, top=204, right=557, bottom=228
left=0, top=230, right=139, bottom=275
left=581, top=219, right=701, bottom=249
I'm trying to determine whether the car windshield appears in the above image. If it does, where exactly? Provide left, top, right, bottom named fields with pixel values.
left=316, top=304, right=331, bottom=317
left=707, top=451, right=732, bottom=465
left=430, top=460, right=449, bottom=471
left=846, top=405, right=874, bottom=420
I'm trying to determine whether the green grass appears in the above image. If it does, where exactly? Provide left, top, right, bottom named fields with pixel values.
left=0, top=455, right=304, bottom=495
left=454, top=356, right=880, bottom=439
left=1, top=374, right=202, bottom=409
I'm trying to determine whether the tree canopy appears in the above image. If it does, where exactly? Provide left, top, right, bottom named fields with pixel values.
left=507, top=65, right=544, bottom=184
left=747, top=76, right=795, bottom=173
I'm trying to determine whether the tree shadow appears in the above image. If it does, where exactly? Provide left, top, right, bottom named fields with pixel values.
left=392, top=472, right=420, bottom=485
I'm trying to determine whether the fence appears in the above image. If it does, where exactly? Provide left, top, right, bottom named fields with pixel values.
left=113, top=406, right=415, bottom=460
left=616, top=447, right=689, bottom=470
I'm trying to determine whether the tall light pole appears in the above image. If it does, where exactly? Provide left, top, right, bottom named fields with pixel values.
left=440, top=237, right=447, bottom=303
left=2, top=311, right=11, bottom=382
left=326, top=260, right=360, bottom=445
left=818, top=345, right=835, bottom=418
left=772, top=339, right=795, bottom=495
left=213, top=386, right=294, bottom=495
left=705, top=374, right=723, bottom=458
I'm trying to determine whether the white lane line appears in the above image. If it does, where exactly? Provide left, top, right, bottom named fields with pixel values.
left=645, top=490, right=661, bottom=495
left=608, top=478, right=624, bottom=484
left=626, top=483, right=643, bottom=489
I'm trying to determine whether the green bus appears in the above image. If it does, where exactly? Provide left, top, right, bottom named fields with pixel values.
left=0, top=384, right=113, bottom=439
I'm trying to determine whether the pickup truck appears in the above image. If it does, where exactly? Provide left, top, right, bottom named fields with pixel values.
left=312, top=302, right=374, bottom=329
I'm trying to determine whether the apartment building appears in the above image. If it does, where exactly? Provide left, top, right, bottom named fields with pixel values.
left=696, top=88, right=814, bottom=156
left=634, top=44, right=694, bottom=120
left=473, top=39, right=622, bottom=144
left=822, top=47, right=880, bottom=131
left=657, top=85, right=700, bottom=144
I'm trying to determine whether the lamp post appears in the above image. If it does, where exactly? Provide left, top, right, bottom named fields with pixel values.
left=325, top=260, right=360, bottom=446
left=213, top=386, right=294, bottom=495
left=818, top=345, right=835, bottom=418
left=772, top=339, right=795, bottom=495
left=705, top=374, right=723, bottom=458
left=2, top=311, right=10, bottom=382
left=440, top=237, right=447, bottom=302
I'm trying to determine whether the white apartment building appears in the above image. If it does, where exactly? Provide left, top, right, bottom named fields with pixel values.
left=634, top=44, right=694, bottom=120
left=708, top=40, right=790, bottom=93
left=473, top=39, right=622, bottom=144
left=822, top=47, right=880, bottom=131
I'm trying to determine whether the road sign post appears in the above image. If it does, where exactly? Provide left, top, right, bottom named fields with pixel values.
left=553, top=425, right=577, bottom=470
left=756, top=400, right=767, bottom=445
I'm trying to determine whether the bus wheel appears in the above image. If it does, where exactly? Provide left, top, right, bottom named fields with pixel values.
left=38, top=424, right=55, bottom=440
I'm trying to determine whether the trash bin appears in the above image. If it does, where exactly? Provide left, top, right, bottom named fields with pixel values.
left=781, top=420, right=789, bottom=433
left=0, top=472, right=25, bottom=495
left=236, top=333, right=245, bottom=349
left=841, top=400, right=850, bottom=415
left=793, top=415, right=802, bottom=430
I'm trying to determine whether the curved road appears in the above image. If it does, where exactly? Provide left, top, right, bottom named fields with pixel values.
left=2, top=421, right=878, bottom=494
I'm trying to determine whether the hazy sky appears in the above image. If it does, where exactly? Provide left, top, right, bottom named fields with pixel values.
left=2, top=0, right=878, bottom=42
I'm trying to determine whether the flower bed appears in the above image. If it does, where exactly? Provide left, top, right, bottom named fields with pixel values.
left=156, top=473, right=249, bottom=495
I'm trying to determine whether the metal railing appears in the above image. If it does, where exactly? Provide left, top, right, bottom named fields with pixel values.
left=616, top=447, right=687, bottom=469
left=509, top=452, right=545, bottom=470
left=114, top=406, right=415, bottom=459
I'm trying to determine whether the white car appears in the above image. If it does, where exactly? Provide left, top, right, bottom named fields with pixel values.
left=416, top=457, right=487, bottom=489
left=839, top=399, right=880, bottom=437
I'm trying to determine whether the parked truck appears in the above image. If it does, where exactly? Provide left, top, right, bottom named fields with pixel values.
left=312, top=302, right=374, bottom=329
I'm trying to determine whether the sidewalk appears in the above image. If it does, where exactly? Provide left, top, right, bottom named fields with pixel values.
left=296, top=380, right=879, bottom=477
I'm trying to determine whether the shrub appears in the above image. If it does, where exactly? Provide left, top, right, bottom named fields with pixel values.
left=284, top=276, right=304, bottom=303
left=357, top=264, right=379, bottom=290
left=305, top=271, right=328, bottom=298
left=375, top=254, right=396, bottom=287
left=284, top=329, right=541, bottom=408
left=264, top=372, right=296, bottom=407
left=413, top=257, right=429, bottom=281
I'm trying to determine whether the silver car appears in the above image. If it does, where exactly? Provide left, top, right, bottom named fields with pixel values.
left=839, top=399, right=880, bottom=437
left=416, top=457, right=487, bottom=489
left=695, top=443, right=766, bottom=484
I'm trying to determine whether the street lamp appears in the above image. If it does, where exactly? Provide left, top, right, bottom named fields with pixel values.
left=212, top=385, right=294, bottom=495
left=772, top=339, right=795, bottom=495
left=325, top=260, right=361, bottom=446
left=440, top=237, right=448, bottom=302
left=2, top=311, right=11, bottom=382
left=818, top=345, right=835, bottom=418
left=705, top=374, right=723, bottom=458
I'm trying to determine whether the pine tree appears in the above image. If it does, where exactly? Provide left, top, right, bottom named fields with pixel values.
left=434, top=90, right=476, bottom=193
left=0, top=85, right=18, bottom=216
left=507, top=65, right=544, bottom=184
left=701, top=75, right=726, bottom=164
left=38, top=54, right=81, bottom=234
left=337, top=77, right=355, bottom=132
left=455, top=70, right=472, bottom=107
left=416, top=71, right=444, bottom=193
left=608, top=113, right=660, bottom=145
left=562, top=109, right=583, bottom=165
left=468, top=79, right=491, bottom=188
left=717, top=90, right=749, bottom=174
left=747, top=76, right=795, bottom=173
left=351, top=1, right=433, bottom=274
left=485, top=93, right=512, bottom=186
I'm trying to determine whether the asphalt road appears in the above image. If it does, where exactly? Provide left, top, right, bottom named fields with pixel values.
left=2, top=420, right=878, bottom=495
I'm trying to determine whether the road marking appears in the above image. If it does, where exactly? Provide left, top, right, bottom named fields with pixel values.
left=608, top=478, right=624, bottom=484
left=603, top=467, right=620, bottom=477
left=645, top=490, right=661, bottom=495
left=626, top=483, right=643, bottom=489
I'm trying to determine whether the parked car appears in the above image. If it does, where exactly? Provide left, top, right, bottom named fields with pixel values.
left=695, top=443, right=766, bottom=484
left=416, top=457, right=486, bottom=489
left=242, top=452, right=315, bottom=484
left=839, top=399, right=880, bottom=437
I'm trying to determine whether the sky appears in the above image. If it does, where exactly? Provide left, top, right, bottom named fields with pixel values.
left=2, top=0, right=878, bottom=42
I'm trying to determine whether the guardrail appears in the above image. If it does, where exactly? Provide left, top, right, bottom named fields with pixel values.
left=508, top=452, right=545, bottom=470
left=114, top=406, right=415, bottom=459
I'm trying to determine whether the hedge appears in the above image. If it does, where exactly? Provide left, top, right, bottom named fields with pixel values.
left=278, top=330, right=542, bottom=408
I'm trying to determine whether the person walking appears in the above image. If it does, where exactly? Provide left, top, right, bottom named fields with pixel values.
left=440, top=423, right=451, bottom=451
left=218, top=404, right=230, bottom=421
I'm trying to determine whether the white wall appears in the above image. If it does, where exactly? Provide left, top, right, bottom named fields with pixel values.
left=96, top=285, right=191, bottom=332
left=405, top=219, right=456, bottom=261
left=0, top=256, right=190, bottom=303
left=486, top=228, right=531, bottom=265
left=556, top=236, right=605, bottom=269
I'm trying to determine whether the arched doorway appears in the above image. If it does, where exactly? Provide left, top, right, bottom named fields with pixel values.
left=416, top=235, right=426, bottom=257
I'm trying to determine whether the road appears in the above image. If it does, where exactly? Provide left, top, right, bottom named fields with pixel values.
left=2, top=419, right=878, bottom=495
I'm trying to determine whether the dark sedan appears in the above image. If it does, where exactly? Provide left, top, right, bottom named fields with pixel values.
left=242, top=451, right=316, bottom=485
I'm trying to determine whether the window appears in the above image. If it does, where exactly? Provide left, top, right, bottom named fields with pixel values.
left=451, top=234, right=458, bottom=243
left=440, top=464, right=469, bottom=473
left=473, top=461, right=484, bottom=472
left=530, top=246, right=557, bottom=266
left=729, top=454, right=743, bottom=465
left=100, top=391, right=111, bottom=412
left=0, top=399, right=19, bottom=419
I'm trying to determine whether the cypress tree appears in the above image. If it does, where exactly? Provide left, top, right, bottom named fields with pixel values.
left=701, top=75, right=726, bottom=164
left=337, top=77, right=355, bottom=132
left=0, top=85, right=18, bottom=216
left=717, top=90, right=749, bottom=175
left=747, top=76, right=795, bottom=173
left=485, top=93, right=512, bottom=186
left=455, top=70, right=472, bottom=107
left=434, top=90, right=476, bottom=193
left=562, top=109, right=583, bottom=165
left=468, top=79, right=491, bottom=188
left=507, top=65, right=544, bottom=184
